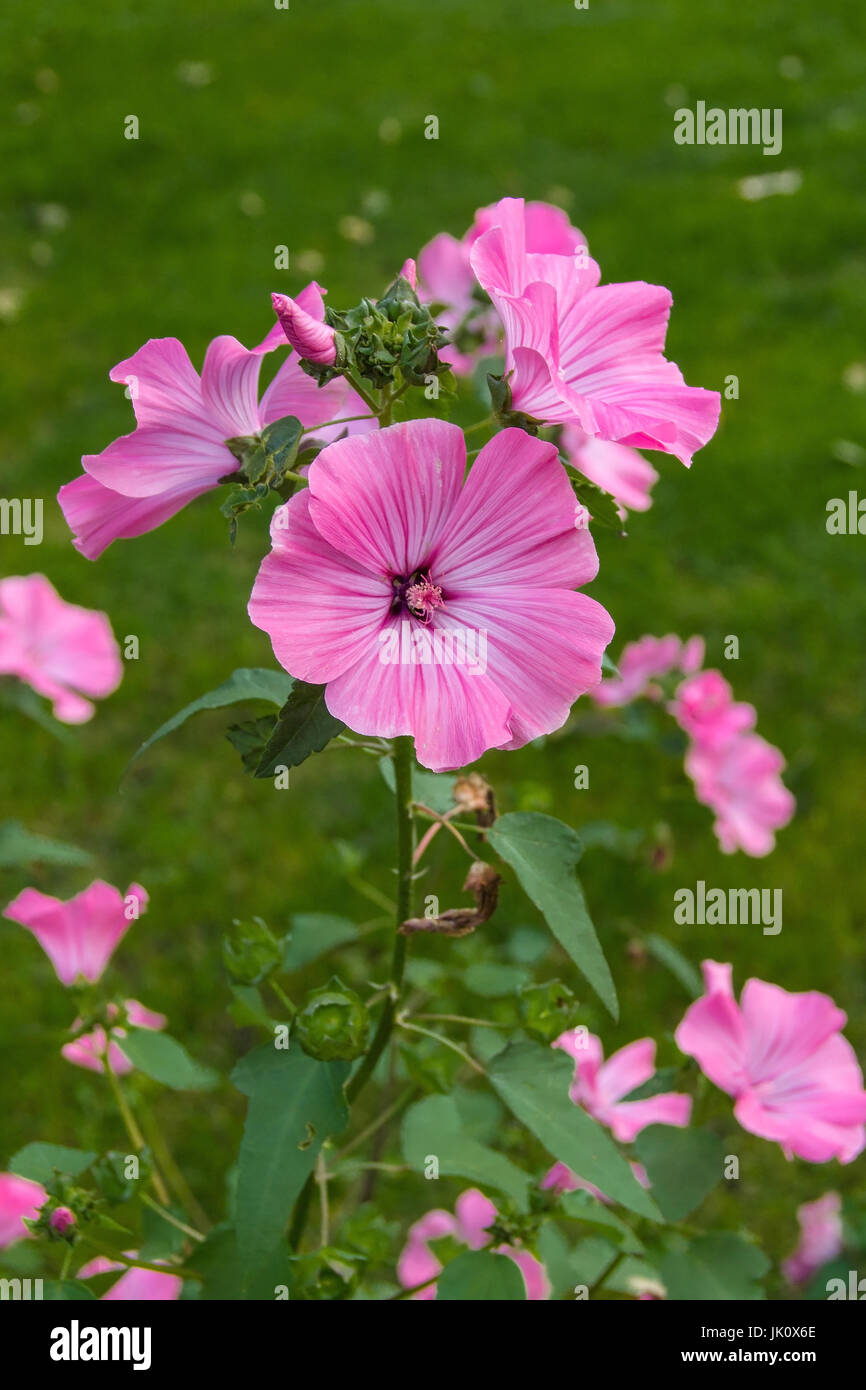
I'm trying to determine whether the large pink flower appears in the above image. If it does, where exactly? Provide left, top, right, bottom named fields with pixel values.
left=594, top=633, right=704, bottom=708
left=553, top=1030, right=692, bottom=1143
left=418, top=199, right=586, bottom=374
left=79, top=1254, right=182, bottom=1300
left=684, top=729, right=795, bottom=857
left=782, top=1193, right=844, bottom=1285
left=675, top=962, right=866, bottom=1163
left=0, top=1173, right=47, bottom=1248
left=397, top=1189, right=549, bottom=1300
left=3, top=881, right=147, bottom=985
left=58, top=284, right=374, bottom=559
left=469, top=197, right=720, bottom=465
left=0, top=575, right=122, bottom=723
left=561, top=425, right=659, bottom=516
left=62, top=999, right=167, bottom=1075
left=248, top=420, right=614, bottom=771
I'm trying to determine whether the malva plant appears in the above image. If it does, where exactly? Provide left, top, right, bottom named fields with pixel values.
left=2, top=196, right=863, bottom=1302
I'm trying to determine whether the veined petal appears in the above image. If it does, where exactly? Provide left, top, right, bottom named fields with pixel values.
left=83, top=427, right=235, bottom=498
left=308, top=420, right=466, bottom=578
left=59, top=473, right=212, bottom=560
left=201, top=335, right=265, bottom=437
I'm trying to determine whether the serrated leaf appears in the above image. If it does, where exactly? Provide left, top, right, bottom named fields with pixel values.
left=567, top=469, right=624, bottom=532
left=119, top=1029, right=219, bottom=1091
left=255, top=681, right=345, bottom=777
left=488, top=1042, right=658, bottom=1221
left=131, top=669, right=293, bottom=764
left=401, top=1094, right=530, bottom=1211
left=486, top=812, right=617, bottom=1018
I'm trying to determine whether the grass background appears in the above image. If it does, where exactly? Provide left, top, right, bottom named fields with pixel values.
left=1, top=0, right=865, bottom=1291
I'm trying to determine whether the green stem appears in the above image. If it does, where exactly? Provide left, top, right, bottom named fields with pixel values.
left=136, top=1097, right=211, bottom=1232
left=588, top=1248, right=626, bottom=1296
left=301, top=413, right=376, bottom=434
left=102, top=1047, right=171, bottom=1207
left=269, top=979, right=296, bottom=1019
left=140, top=1191, right=205, bottom=1244
left=463, top=414, right=494, bottom=436
left=345, top=736, right=415, bottom=1102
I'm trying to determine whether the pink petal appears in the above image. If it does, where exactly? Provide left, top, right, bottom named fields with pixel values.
left=307, top=420, right=466, bottom=578
left=675, top=988, right=748, bottom=1097
left=3, top=880, right=145, bottom=985
left=200, top=335, right=265, bottom=437
left=58, top=473, right=212, bottom=560
left=598, top=1038, right=657, bottom=1104
left=272, top=289, right=337, bottom=365
left=0, top=1173, right=46, bottom=1249
left=107, top=338, right=216, bottom=436
left=431, top=427, right=600, bottom=591
left=84, top=426, right=234, bottom=499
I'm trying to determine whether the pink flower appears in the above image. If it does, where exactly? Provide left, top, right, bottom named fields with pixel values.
left=59, top=286, right=374, bottom=559
left=782, top=1193, right=844, bottom=1285
left=272, top=283, right=337, bottom=365
left=684, top=729, right=795, bottom=856
left=541, top=1159, right=650, bottom=1202
left=79, top=1254, right=182, bottom=1300
left=49, top=1207, right=76, bottom=1235
left=0, top=575, right=122, bottom=723
left=62, top=999, right=167, bottom=1075
left=0, top=1173, right=47, bottom=1248
left=675, top=962, right=866, bottom=1163
left=469, top=196, right=720, bottom=464
left=553, top=1030, right=692, bottom=1143
left=248, top=420, right=614, bottom=772
left=594, top=633, right=704, bottom=708
left=669, top=669, right=756, bottom=747
left=3, top=881, right=147, bottom=985
left=397, top=1189, right=550, bottom=1300
left=417, top=199, right=586, bottom=374
left=561, top=425, right=658, bottom=515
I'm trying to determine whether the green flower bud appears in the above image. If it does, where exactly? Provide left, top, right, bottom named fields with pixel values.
left=295, top=976, right=369, bottom=1061
left=518, top=979, right=581, bottom=1045
left=222, top=916, right=284, bottom=985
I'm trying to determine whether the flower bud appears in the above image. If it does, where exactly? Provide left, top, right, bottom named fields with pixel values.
left=222, top=916, right=284, bottom=985
left=272, top=290, right=338, bottom=365
left=518, top=979, right=581, bottom=1044
left=295, top=976, right=369, bottom=1061
left=49, top=1206, right=76, bottom=1236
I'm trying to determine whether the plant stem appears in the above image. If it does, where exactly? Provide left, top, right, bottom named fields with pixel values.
left=316, top=1152, right=329, bottom=1247
left=269, top=979, right=296, bottom=1019
left=140, top=1191, right=206, bottom=1244
left=301, top=413, right=376, bottom=434
left=137, top=1097, right=211, bottom=1232
left=333, top=1085, right=418, bottom=1161
left=345, top=736, right=415, bottom=1103
left=588, top=1248, right=626, bottom=1296
left=103, top=1048, right=171, bottom=1207
left=397, top=1016, right=486, bottom=1075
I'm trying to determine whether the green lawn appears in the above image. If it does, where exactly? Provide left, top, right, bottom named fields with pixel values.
left=1, top=0, right=865, bottom=1290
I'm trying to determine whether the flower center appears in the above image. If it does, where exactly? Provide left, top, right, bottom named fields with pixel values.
left=391, top=569, right=444, bottom=624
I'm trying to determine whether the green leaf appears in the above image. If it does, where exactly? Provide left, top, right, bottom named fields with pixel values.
left=225, top=716, right=278, bottom=773
left=488, top=1042, right=658, bottom=1221
left=435, top=1248, right=526, bottom=1300
left=560, top=1190, right=644, bottom=1252
left=463, top=962, right=528, bottom=997
left=9, top=1142, right=96, bottom=1184
left=378, top=756, right=455, bottom=816
left=633, top=1125, right=726, bottom=1222
left=402, top=1094, right=531, bottom=1211
left=486, top=812, right=617, bottom=1018
left=646, top=934, right=702, bottom=998
left=536, top=1223, right=578, bottom=1298
left=192, top=1223, right=292, bottom=1301
left=231, top=1046, right=349, bottom=1299
left=261, top=415, right=304, bottom=481
left=255, top=681, right=345, bottom=777
left=567, top=469, right=624, bottom=532
left=282, top=913, right=359, bottom=971
left=119, top=1029, right=219, bottom=1091
left=657, top=1232, right=770, bottom=1301
left=132, top=669, right=293, bottom=763
left=0, top=821, right=93, bottom=869
left=42, top=1280, right=98, bottom=1300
